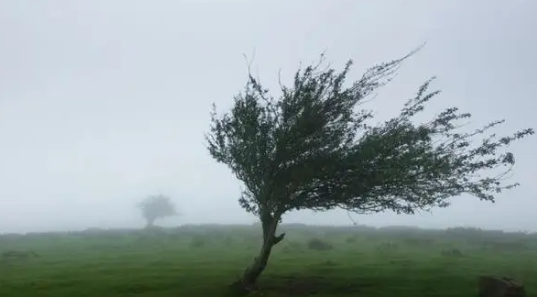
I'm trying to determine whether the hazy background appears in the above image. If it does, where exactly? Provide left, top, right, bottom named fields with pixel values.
left=0, top=1, right=535, bottom=233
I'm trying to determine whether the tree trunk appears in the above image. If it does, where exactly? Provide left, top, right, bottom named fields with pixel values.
left=145, top=217, right=156, bottom=229
left=230, top=213, right=285, bottom=295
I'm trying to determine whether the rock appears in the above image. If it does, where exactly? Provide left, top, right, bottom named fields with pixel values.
left=478, top=276, right=525, bottom=297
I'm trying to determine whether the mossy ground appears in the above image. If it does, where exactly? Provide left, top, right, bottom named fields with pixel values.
left=1, top=225, right=536, bottom=297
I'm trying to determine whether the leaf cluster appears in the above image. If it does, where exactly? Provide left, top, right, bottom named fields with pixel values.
left=206, top=51, right=534, bottom=218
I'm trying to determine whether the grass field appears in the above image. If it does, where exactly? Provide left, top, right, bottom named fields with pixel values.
left=1, top=224, right=536, bottom=297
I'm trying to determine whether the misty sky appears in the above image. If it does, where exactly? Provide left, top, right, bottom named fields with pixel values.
left=0, top=1, right=535, bottom=233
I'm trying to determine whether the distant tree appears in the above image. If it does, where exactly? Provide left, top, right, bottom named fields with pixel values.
left=138, top=195, right=177, bottom=228
left=206, top=49, right=534, bottom=294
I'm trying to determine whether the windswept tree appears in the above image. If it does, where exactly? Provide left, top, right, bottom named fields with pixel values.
left=138, top=194, right=177, bottom=228
left=206, top=50, right=533, bottom=294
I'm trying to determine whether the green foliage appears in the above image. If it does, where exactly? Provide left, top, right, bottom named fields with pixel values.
left=189, top=236, right=206, bottom=248
left=137, top=195, right=177, bottom=227
left=206, top=50, right=534, bottom=223
left=307, top=238, right=333, bottom=251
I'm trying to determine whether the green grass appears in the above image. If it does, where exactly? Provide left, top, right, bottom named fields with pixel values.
left=1, top=225, right=536, bottom=296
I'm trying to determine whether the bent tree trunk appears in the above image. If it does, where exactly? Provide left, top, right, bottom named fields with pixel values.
left=231, top=213, right=285, bottom=295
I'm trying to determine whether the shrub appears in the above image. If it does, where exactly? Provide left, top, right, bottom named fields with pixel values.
left=190, top=237, right=206, bottom=248
left=307, top=238, right=333, bottom=251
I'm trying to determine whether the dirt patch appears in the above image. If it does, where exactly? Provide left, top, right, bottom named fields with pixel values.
left=261, top=275, right=372, bottom=296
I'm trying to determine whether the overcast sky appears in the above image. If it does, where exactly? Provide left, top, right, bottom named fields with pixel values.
left=0, top=1, right=535, bottom=233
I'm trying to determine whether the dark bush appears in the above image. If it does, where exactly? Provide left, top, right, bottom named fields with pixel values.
left=307, top=238, right=333, bottom=251
left=190, top=237, right=206, bottom=248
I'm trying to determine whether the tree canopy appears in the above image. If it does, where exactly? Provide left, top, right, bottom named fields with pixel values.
left=207, top=53, right=533, bottom=219
left=138, top=194, right=177, bottom=228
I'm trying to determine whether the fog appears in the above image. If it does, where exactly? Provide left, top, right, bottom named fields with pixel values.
left=0, top=1, right=535, bottom=233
